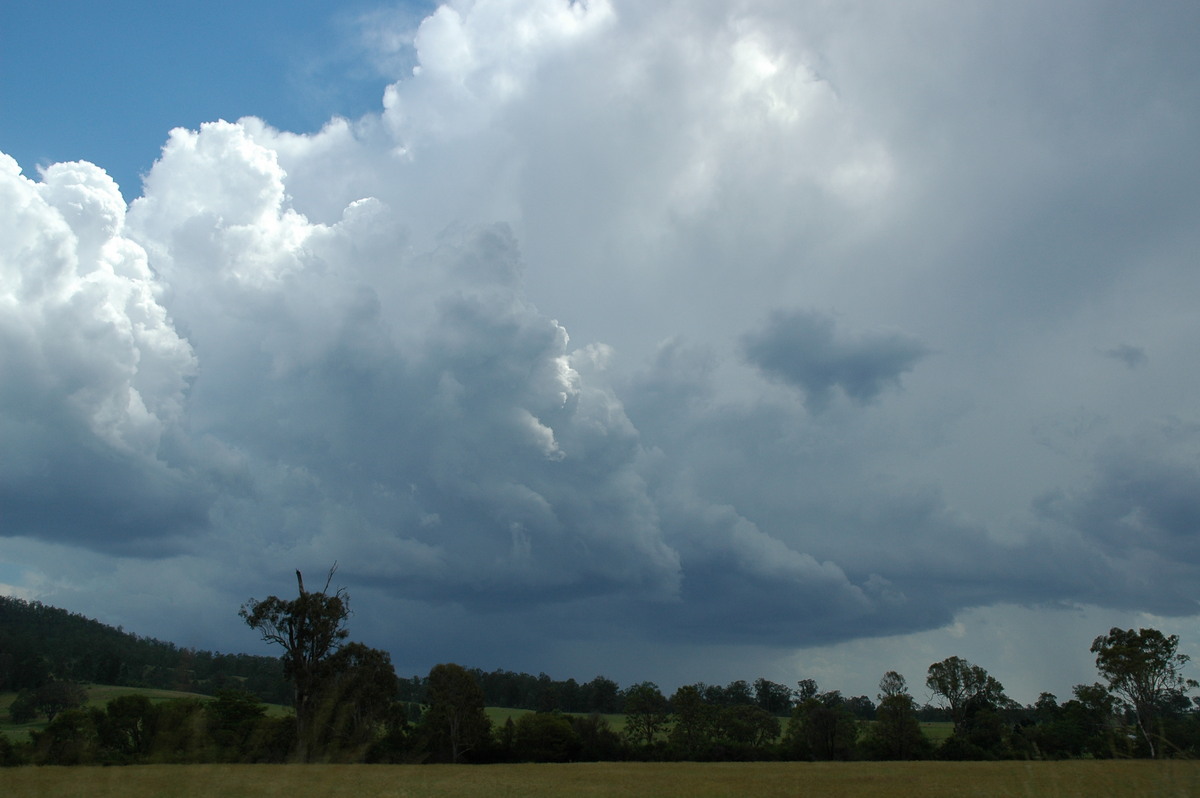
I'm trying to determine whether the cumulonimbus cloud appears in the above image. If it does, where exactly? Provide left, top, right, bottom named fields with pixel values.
left=3, top=0, right=1200, bottom=692
left=0, top=155, right=203, bottom=550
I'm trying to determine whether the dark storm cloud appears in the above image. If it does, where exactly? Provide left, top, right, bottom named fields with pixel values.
left=619, top=338, right=1059, bottom=651
left=0, top=447, right=209, bottom=555
left=1032, top=422, right=1200, bottom=616
left=1103, top=343, right=1148, bottom=369
left=740, top=309, right=927, bottom=410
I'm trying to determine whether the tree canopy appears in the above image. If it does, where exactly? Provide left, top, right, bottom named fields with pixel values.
left=419, top=662, right=492, bottom=763
left=926, top=656, right=1009, bottom=735
left=1091, top=627, right=1196, bottom=757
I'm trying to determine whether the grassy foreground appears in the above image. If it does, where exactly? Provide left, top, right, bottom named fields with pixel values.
left=1, top=760, right=1198, bottom=798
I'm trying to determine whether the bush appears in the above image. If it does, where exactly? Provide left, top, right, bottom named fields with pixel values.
left=97, top=694, right=157, bottom=763
left=7, top=689, right=37, bottom=724
left=514, top=712, right=581, bottom=762
left=148, top=698, right=213, bottom=763
left=571, top=714, right=626, bottom=761
left=240, top=715, right=296, bottom=763
left=935, top=734, right=994, bottom=761
left=0, top=732, right=30, bottom=766
left=206, top=689, right=267, bottom=754
left=33, top=708, right=101, bottom=765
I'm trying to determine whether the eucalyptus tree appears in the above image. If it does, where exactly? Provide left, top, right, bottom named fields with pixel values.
left=240, top=566, right=350, bottom=760
left=1091, top=627, right=1196, bottom=758
left=623, top=682, right=671, bottom=748
left=668, top=684, right=713, bottom=757
left=925, top=656, right=1008, bottom=736
left=754, top=677, right=795, bottom=715
left=420, top=662, right=492, bottom=763
left=783, top=689, right=858, bottom=761
left=863, top=671, right=930, bottom=760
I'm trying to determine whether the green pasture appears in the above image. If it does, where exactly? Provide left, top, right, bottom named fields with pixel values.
left=2, top=761, right=1197, bottom=798
left=485, top=707, right=628, bottom=733
left=485, top=706, right=530, bottom=727
left=919, top=721, right=954, bottom=742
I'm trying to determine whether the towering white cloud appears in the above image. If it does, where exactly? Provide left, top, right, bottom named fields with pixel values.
left=2, top=157, right=194, bottom=452
left=0, top=155, right=200, bottom=550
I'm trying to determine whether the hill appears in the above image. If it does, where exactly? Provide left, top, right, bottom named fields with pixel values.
left=0, top=595, right=287, bottom=703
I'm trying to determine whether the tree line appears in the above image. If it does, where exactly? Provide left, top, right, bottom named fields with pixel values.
left=2, top=571, right=1198, bottom=765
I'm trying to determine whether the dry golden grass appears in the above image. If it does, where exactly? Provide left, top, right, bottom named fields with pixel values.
left=1, top=760, right=1198, bottom=798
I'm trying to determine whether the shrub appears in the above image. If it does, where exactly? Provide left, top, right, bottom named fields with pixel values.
left=514, top=712, right=581, bottom=762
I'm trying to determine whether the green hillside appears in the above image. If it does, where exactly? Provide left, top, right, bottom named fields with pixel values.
left=0, top=596, right=288, bottom=703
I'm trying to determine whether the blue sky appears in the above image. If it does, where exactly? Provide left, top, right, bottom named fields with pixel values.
left=1, top=1, right=432, bottom=198
left=2, top=0, right=1200, bottom=706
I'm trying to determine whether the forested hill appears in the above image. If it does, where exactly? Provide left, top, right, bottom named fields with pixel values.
left=0, top=595, right=288, bottom=703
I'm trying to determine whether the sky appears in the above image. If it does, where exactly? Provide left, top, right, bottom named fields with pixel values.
left=2, top=0, right=1200, bottom=707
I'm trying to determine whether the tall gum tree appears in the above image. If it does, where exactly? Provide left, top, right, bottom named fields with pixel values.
left=925, top=656, right=1008, bottom=736
left=1091, top=627, right=1197, bottom=758
left=420, top=662, right=492, bottom=763
left=241, top=566, right=350, bottom=761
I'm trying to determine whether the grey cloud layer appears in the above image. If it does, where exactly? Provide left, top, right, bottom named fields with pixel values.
left=3, top=0, right=1200, bottom=684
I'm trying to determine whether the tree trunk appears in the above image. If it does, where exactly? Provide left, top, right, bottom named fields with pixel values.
left=1135, top=708, right=1156, bottom=759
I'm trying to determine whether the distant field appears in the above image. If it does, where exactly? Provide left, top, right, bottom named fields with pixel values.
left=1, top=761, right=1197, bottom=798
left=918, top=721, right=954, bottom=742
left=485, top=707, right=629, bottom=733
left=484, top=706, right=531, bottom=726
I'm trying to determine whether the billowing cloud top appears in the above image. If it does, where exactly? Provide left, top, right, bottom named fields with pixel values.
left=0, top=155, right=201, bottom=553
left=3, top=0, right=1200, bottom=696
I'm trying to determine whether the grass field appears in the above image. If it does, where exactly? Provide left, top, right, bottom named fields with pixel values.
left=0, top=760, right=1197, bottom=798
